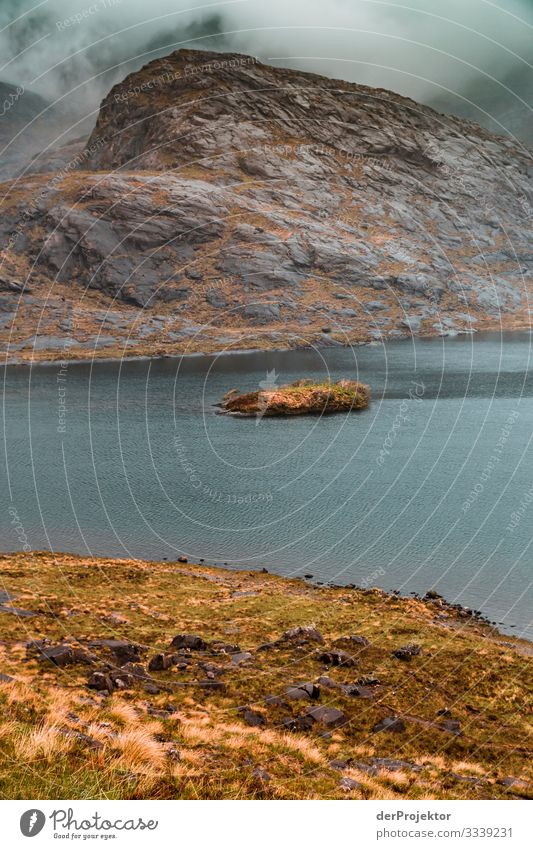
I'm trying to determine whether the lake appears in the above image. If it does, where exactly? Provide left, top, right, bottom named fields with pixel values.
left=2, top=332, right=532, bottom=638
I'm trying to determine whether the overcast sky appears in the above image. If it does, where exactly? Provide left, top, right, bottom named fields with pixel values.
left=1, top=0, right=532, bottom=134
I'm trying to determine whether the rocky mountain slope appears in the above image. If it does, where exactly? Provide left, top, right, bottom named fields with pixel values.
left=1, top=49, right=533, bottom=362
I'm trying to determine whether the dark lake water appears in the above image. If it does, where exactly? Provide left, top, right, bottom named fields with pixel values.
left=2, top=332, right=532, bottom=638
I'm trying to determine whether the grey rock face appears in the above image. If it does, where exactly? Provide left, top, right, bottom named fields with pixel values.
left=2, top=48, right=532, bottom=353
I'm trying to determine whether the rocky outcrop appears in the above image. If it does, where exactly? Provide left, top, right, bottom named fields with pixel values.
left=220, top=379, right=370, bottom=417
left=1, top=49, right=533, bottom=361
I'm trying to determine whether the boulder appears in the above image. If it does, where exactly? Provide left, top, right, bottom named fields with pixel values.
left=283, top=715, right=315, bottom=732
left=148, top=653, right=176, bottom=672
left=306, top=705, right=348, bottom=728
left=286, top=682, right=320, bottom=701
left=88, top=639, right=144, bottom=665
left=282, top=625, right=325, bottom=644
left=393, top=643, right=422, bottom=661
left=39, top=645, right=92, bottom=667
left=87, top=671, right=115, bottom=693
left=373, top=716, right=406, bottom=734
left=316, top=649, right=357, bottom=667
left=230, top=651, right=253, bottom=666
left=210, top=641, right=241, bottom=654
left=171, top=634, right=208, bottom=651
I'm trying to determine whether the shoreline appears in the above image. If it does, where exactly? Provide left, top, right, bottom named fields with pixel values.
left=3, top=325, right=532, bottom=370
left=1, top=548, right=529, bottom=645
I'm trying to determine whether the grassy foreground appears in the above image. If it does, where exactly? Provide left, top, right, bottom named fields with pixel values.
left=0, top=551, right=531, bottom=800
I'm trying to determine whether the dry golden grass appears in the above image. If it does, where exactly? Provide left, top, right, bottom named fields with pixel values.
left=0, top=552, right=531, bottom=800
left=111, top=727, right=166, bottom=769
left=16, top=722, right=71, bottom=761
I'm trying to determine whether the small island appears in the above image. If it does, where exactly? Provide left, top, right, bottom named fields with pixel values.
left=220, top=379, right=370, bottom=417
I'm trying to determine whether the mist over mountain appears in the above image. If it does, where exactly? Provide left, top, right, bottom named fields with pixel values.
left=1, top=0, right=532, bottom=150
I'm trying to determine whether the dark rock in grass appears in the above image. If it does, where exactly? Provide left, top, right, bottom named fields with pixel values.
left=171, top=634, right=208, bottom=651
left=89, top=639, right=144, bottom=665
left=283, top=625, right=325, bottom=645
left=339, top=776, right=361, bottom=791
left=370, top=758, right=422, bottom=773
left=440, top=719, right=462, bottom=735
left=109, top=669, right=135, bottom=689
left=330, top=759, right=348, bottom=771
left=72, top=731, right=104, bottom=750
left=316, top=649, right=357, bottom=667
left=231, top=651, right=253, bottom=666
left=120, top=662, right=151, bottom=680
left=425, top=590, right=443, bottom=600
left=206, top=289, right=227, bottom=309
left=0, top=603, right=34, bottom=617
left=38, top=644, right=93, bottom=667
left=449, top=772, right=484, bottom=785
left=242, top=708, right=267, bottom=727
left=393, top=643, right=422, bottom=661
left=264, top=694, right=290, bottom=709
left=352, top=761, right=379, bottom=776
left=199, top=661, right=226, bottom=678
left=199, top=679, right=226, bottom=693
left=0, top=591, right=15, bottom=603
left=343, top=684, right=374, bottom=699
left=256, top=641, right=278, bottom=652
left=144, top=681, right=161, bottom=695
left=0, top=672, right=14, bottom=683
left=286, top=682, right=320, bottom=701
left=333, top=635, right=371, bottom=648
left=148, top=707, right=173, bottom=718
left=498, top=776, right=530, bottom=790
left=87, top=671, right=115, bottom=693
left=373, top=716, right=406, bottom=734
left=317, top=675, right=340, bottom=689
left=253, top=767, right=271, bottom=782
left=357, top=676, right=380, bottom=687
left=211, top=641, right=241, bottom=654
left=148, top=653, right=176, bottom=672
left=283, top=714, right=315, bottom=732
left=307, top=705, right=348, bottom=728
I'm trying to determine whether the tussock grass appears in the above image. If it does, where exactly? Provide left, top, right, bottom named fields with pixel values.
left=0, top=551, right=531, bottom=799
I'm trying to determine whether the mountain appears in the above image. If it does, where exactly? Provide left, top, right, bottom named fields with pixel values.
left=1, top=49, right=533, bottom=363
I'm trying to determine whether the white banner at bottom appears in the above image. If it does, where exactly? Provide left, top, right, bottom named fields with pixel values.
left=2, top=799, right=530, bottom=848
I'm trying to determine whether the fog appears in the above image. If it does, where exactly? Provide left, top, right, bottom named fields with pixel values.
left=1, top=0, right=532, bottom=135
